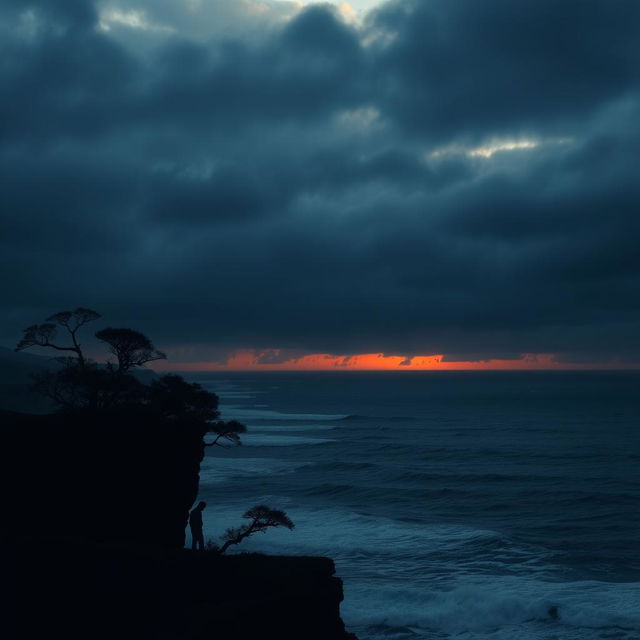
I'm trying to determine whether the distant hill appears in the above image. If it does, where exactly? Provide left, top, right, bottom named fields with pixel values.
left=0, top=346, right=157, bottom=413
left=0, top=346, right=58, bottom=413
left=0, top=346, right=59, bottom=383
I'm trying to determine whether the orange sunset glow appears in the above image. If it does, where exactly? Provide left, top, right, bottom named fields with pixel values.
left=152, top=351, right=631, bottom=372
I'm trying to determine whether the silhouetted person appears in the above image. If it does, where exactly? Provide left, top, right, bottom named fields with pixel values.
left=189, top=501, right=206, bottom=551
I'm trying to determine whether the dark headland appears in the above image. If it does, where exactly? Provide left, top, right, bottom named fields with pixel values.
left=1, top=386, right=356, bottom=639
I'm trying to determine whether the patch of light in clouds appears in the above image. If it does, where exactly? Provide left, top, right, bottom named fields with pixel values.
left=98, top=8, right=175, bottom=32
left=468, top=139, right=539, bottom=158
left=288, top=0, right=384, bottom=17
left=334, top=107, right=383, bottom=132
left=429, top=137, right=574, bottom=160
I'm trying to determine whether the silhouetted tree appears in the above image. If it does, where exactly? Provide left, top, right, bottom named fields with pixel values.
left=205, top=420, right=247, bottom=448
left=16, top=307, right=100, bottom=368
left=148, top=375, right=219, bottom=422
left=148, top=374, right=246, bottom=444
left=31, top=359, right=146, bottom=411
left=95, top=328, right=166, bottom=372
left=30, top=360, right=89, bottom=410
left=219, top=505, right=294, bottom=554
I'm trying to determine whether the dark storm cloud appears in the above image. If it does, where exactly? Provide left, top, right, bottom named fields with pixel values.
left=142, top=23, right=364, bottom=127
left=3, top=0, right=97, bottom=28
left=0, top=4, right=363, bottom=143
left=0, top=3, right=134, bottom=143
left=254, top=349, right=309, bottom=365
left=147, top=167, right=285, bottom=224
left=370, top=0, right=640, bottom=142
left=2, top=0, right=640, bottom=364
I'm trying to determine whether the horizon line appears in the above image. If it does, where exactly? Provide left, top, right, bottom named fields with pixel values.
left=150, top=351, right=640, bottom=373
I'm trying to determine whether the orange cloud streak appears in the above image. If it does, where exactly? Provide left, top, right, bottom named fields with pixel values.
left=151, top=351, right=631, bottom=372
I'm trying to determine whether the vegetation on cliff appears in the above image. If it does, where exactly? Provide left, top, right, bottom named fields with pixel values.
left=15, top=306, right=245, bottom=443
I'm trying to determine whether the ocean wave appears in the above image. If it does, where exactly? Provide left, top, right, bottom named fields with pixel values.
left=304, top=483, right=369, bottom=497
left=221, top=407, right=349, bottom=421
left=198, top=456, right=303, bottom=484
left=246, top=424, right=338, bottom=432
left=219, top=408, right=415, bottom=423
left=302, top=461, right=377, bottom=471
left=302, top=482, right=489, bottom=503
left=343, top=577, right=640, bottom=639
left=392, top=471, right=569, bottom=484
left=241, top=434, right=335, bottom=447
left=216, top=393, right=259, bottom=400
left=339, top=414, right=415, bottom=422
left=218, top=506, right=502, bottom=559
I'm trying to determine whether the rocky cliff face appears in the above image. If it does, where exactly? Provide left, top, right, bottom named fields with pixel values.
left=5, top=540, right=357, bottom=640
left=1, top=409, right=205, bottom=548
left=1, top=410, right=356, bottom=640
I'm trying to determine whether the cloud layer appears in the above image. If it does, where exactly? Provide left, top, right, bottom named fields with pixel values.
left=2, top=0, right=640, bottom=365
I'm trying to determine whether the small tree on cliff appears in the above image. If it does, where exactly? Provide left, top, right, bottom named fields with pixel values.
left=218, top=505, right=295, bottom=554
left=205, top=419, right=247, bottom=448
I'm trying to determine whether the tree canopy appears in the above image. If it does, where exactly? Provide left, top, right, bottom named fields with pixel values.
left=16, top=307, right=101, bottom=367
left=219, top=505, right=295, bottom=554
left=148, top=374, right=219, bottom=422
left=96, top=327, right=166, bottom=372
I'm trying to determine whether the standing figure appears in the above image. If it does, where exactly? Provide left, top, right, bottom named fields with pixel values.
left=189, top=501, right=206, bottom=551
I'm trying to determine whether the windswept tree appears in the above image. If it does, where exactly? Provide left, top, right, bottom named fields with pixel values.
left=16, top=307, right=100, bottom=368
left=218, top=505, right=295, bottom=554
left=148, top=374, right=246, bottom=445
left=96, top=328, right=166, bottom=372
left=205, top=420, right=247, bottom=448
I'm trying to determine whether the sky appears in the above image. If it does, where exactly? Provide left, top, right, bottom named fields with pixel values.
left=1, top=0, right=640, bottom=370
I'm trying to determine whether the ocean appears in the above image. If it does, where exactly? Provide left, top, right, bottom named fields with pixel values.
left=187, top=371, right=640, bottom=640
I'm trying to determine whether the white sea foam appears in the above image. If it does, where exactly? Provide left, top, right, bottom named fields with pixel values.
left=342, top=576, right=640, bottom=639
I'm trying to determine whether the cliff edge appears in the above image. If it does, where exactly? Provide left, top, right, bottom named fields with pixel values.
left=5, top=541, right=356, bottom=639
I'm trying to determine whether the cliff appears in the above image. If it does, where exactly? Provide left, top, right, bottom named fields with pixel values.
left=1, top=409, right=205, bottom=548
left=1, top=409, right=356, bottom=639
left=5, top=541, right=355, bottom=639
